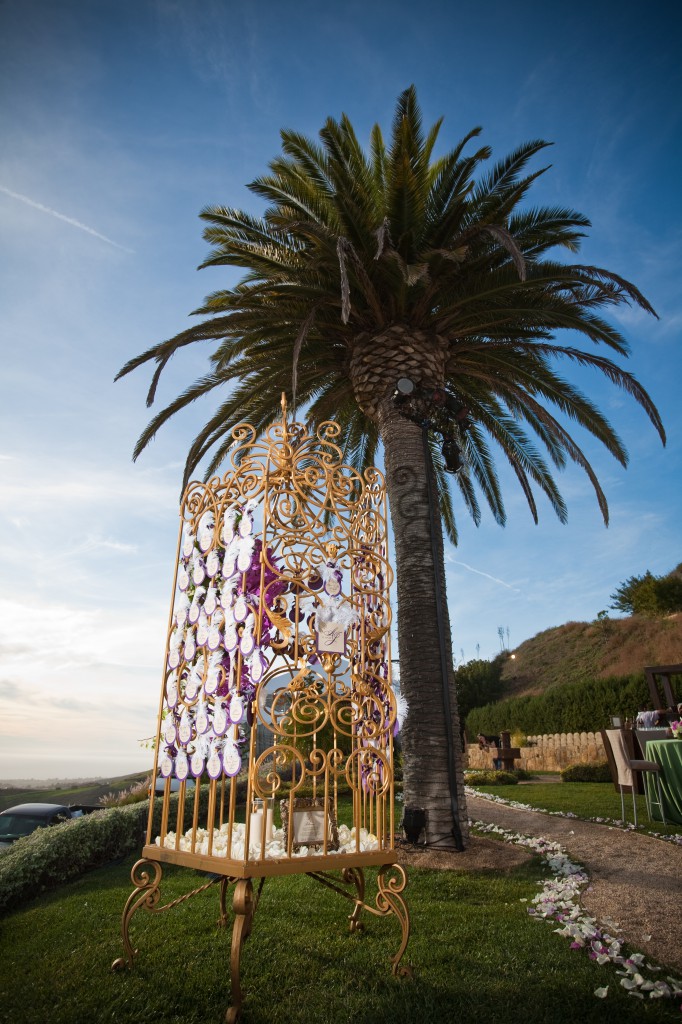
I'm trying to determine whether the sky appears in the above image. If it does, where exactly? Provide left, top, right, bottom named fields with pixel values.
left=1, top=0, right=680, bottom=780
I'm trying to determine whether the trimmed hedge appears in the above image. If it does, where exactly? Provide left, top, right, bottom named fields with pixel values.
left=560, top=762, right=612, bottom=783
left=464, top=769, right=518, bottom=786
left=0, top=788, right=219, bottom=916
left=0, top=804, right=146, bottom=916
left=465, top=673, right=649, bottom=738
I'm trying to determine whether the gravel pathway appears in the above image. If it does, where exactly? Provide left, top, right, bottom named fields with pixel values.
left=466, top=792, right=682, bottom=973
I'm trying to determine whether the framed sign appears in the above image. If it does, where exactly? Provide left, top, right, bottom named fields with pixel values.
left=280, top=797, right=339, bottom=852
left=316, top=620, right=346, bottom=654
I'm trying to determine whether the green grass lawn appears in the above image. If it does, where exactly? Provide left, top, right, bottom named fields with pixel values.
left=470, top=782, right=682, bottom=838
left=0, top=851, right=679, bottom=1024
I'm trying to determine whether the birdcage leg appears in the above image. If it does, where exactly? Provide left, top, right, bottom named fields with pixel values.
left=111, top=859, right=163, bottom=971
left=218, top=875, right=231, bottom=927
left=342, top=866, right=366, bottom=932
left=226, top=877, right=265, bottom=1023
left=376, top=864, right=414, bottom=978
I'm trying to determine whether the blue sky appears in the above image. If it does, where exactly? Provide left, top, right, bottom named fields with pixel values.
left=1, top=0, right=680, bottom=779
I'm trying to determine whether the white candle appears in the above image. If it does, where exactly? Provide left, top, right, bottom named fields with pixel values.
left=249, top=802, right=274, bottom=846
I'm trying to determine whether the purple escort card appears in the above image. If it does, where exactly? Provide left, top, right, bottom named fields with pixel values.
left=195, top=706, right=209, bottom=735
left=204, top=664, right=220, bottom=695
left=205, top=549, right=220, bottom=577
left=190, top=749, right=205, bottom=778
left=184, top=673, right=199, bottom=702
left=223, top=622, right=238, bottom=651
left=196, top=616, right=209, bottom=647
left=175, top=749, right=189, bottom=781
left=178, top=711, right=193, bottom=746
left=166, top=675, right=178, bottom=709
left=240, top=628, right=255, bottom=658
left=212, top=702, right=229, bottom=735
left=207, top=623, right=222, bottom=651
left=229, top=692, right=245, bottom=724
left=222, top=740, right=242, bottom=777
left=207, top=742, right=222, bottom=780
left=250, top=653, right=265, bottom=683
left=237, top=543, right=252, bottom=573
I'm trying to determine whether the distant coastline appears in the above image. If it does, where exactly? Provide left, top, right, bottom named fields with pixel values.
left=0, top=770, right=149, bottom=790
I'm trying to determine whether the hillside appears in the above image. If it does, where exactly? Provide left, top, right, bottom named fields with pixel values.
left=0, top=771, right=149, bottom=813
left=499, top=612, right=682, bottom=698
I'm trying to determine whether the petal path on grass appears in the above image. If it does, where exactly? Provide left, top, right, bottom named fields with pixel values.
left=465, top=790, right=682, bottom=973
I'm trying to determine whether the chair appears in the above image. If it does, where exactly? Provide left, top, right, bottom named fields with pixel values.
left=634, top=728, right=670, bottom=759
left=601, top=728, right=666, bottom=826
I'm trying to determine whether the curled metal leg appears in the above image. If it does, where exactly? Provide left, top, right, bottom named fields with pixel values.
left=111, top=859, right=163, bottom=971
left=376, top=864, right=413, bottom=978
left=307, top=865, right=412, bottom=978
left=218, top=876, right=231, bottom=928
left=226, top=879, right=257, bottom=1024
left=341, top=866, right=366, bottom=933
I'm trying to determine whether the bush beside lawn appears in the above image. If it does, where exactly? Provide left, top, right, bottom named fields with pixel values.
left=0, top=791, right=211, bottom=915
left=561, top=762, right=612, bottom=783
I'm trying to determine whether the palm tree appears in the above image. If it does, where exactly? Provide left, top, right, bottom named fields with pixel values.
left=117, top=87, right=664, bottom=848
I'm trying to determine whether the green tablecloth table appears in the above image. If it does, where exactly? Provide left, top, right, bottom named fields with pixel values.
left=645, top=739, right=682, bottom=825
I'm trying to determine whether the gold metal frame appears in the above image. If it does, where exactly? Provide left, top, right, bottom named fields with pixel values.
left=113, top=858, right=411, bottom=1022
left=113, top=398, right=412, bottom=1020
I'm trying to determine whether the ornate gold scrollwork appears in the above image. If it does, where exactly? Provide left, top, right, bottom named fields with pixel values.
left=376, top=864, right=413, bottom=978
left=251, top=743, right=307, bottom=799
left=341, top=866, right=366, bottom=933
left=304, top=866, right=412, bottom=978
left=111, top=859, right=164, bottom=971
left=345, top=745, right=392, bottom=796
left=118, top=395, right=410, bottom=1021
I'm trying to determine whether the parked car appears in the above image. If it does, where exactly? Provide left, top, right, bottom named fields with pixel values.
left=0, top=802, right=98, bottom=848
left=151, top=775, right=195, bottom=795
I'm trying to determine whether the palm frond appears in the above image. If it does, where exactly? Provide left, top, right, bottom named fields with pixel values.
left=117, top=87, right=662, bottom=544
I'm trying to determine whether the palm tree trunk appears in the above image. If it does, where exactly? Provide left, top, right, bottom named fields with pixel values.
left=378, top=394, right=469, bottom=848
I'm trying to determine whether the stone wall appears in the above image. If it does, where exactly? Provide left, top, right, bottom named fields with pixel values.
left=465, top=731, right=606, bottom=772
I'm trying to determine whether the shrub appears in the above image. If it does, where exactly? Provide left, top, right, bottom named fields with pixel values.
left=465, top=672, right=650, bottom=737
left=610, top=564, right=682, bottom=617
left=464, top=769, right=518, bottom=786
left=560, top=762, right=612, bottom=783
left=0, top=803, right=147, bottom=916
left=99, top=777, right=151, bottom=807
left=0, top=788, right=218, bottom=916
left=454, top=656, right=506, bottom=722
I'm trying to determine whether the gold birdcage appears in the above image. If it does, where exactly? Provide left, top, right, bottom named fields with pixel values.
left=112, top=397, right=411, bottom=1021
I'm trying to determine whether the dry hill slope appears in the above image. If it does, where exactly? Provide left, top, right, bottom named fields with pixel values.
left=500, top=612, right=682, bottom=698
